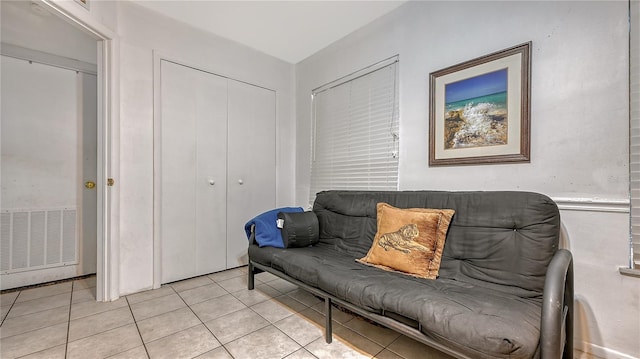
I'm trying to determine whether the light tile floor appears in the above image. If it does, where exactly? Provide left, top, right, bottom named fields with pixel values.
left=0, top=267, right=453, bottom=359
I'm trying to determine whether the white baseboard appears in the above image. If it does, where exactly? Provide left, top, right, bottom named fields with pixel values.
left=1, top=265, right=80, bottom=291
left=576, top=340, right=639, bottom=359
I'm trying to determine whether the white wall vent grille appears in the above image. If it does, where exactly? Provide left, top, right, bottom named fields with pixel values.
left=0, top=208, right=78, bottom=273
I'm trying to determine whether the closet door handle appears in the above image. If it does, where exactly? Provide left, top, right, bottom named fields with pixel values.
left=238, top=179, right=244, bottom=185
left=208, top=179, right=215, bottom=186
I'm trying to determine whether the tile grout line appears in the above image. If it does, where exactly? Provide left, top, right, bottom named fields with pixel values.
left=205, top=268, right=254, bottom=358
left=3, top=279, right=369, bottom=358
left=3, top=287, right=75, bottom=324
left=217, top=282, right=308, bottom=358
left=279, top=289, right=396, bottom=358
left=331, top=308, right=399, bottom=358
left=66, top=304, right=138, bottom=357
left=126, top=287, right=176, bottom=306
left=172, top=284, right=235, bottom=358
left=384, top=335, right=410, bottom=359
left=64, top=282, right=74, bottom=359
left=125, top=295, right=152, bottom=359
left=0, top=291, right=20, bottom=327
left=284, top=348, right=319, bottom=359
left=4, top=272, right=410, bottom=359
left=174, top=286, right=215, bottom=332
left=0, top=305, right=73, bottom=344
left=206, top=283, right=274, bottom=349
left=245, top=306, right=304, bottom=350
left=136, top=288, right=204, bottom=344
left=189, top=271, right=297, bottom=357
left=261, top=276, right=417, bottom=358
left=164, top=274, right=218, bottom=294
left=243, top=288, right=320, bottom=355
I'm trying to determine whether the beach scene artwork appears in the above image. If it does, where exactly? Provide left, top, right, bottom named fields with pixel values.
left=444, top=68, right=508, bottom=149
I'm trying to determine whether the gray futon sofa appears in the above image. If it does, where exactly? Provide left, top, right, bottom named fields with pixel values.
left=247, top=190, right=573, bottom=359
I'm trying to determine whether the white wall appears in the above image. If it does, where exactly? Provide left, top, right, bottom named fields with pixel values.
left=296, top=1, right=638, bottom=358
left=1, top=1, right=97, bottom=65
left=115, top=1, right=296, bottom=295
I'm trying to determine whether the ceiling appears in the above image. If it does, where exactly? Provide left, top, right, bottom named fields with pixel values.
left=131, top=1, right=407, bottom=64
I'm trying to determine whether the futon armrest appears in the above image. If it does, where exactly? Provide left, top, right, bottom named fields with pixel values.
left=540, top=249, right=574, bottom=359
left=249, top=224, right=257, bottom=246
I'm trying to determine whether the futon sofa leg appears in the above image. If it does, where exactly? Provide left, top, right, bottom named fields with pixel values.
left=325, top=297, right=333, bottom=343
left=247, top=262, right=255, bottom=290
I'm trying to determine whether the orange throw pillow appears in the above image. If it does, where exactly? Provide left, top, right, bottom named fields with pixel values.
left=357, top=203, right=455, bottom=279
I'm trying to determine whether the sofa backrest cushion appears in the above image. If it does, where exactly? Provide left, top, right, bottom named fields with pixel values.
left=312, top=190, right=560, bottom=298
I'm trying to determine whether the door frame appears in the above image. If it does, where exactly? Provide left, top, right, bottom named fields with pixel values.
left=42, top=0, right=120, bottom=301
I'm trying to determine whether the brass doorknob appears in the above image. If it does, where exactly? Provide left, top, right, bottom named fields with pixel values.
left=85, top=181, right=96, bottom=189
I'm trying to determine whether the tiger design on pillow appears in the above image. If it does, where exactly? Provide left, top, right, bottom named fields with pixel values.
left=377, top=224, right=428, bottom=254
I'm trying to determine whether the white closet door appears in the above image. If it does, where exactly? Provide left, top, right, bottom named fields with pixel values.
left=226, top=80, right=276, bottom=267
left=160, top=61, right=228, bottom=284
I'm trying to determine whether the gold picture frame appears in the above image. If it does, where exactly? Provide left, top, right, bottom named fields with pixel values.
left=429, top=42, right=531, bottom=166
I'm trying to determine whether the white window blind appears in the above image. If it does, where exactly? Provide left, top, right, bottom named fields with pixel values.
left=310, top=57, right=399, bottom=203
left=629, top=0, right=640, bottom=269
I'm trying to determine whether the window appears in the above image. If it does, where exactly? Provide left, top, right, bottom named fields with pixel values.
left=310, top=57, right=399, bottom=203
left=629, top=0, right=639, bottom=269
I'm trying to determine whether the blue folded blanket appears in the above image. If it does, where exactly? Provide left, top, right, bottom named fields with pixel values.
left=244, top=207, right=304, bottom=248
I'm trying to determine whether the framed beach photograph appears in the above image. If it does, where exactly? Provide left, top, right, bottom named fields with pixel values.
left=429, top=42, right=531, bottom=166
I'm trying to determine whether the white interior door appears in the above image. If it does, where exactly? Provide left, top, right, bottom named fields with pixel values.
left=0, top=56, right=97, bottom=289
left=80, top=72, right=98, bottom=276
left=160, top=60, right=228, bottom=284
left=226, top=80, right=276, bottom=267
